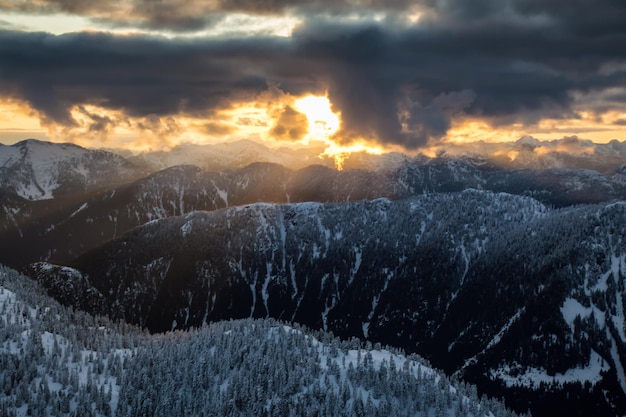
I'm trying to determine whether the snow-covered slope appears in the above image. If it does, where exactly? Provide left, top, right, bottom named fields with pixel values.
left=0, top=265, right=519, bottom=417
left=27, top=191, right=626, bottom=417
left=0, top=139, right=141, bottom=200
left=394, top=158, right=626, bottom=206
left=3, top=139, right=626, bottom=417
left=2, top=153, right=625, bottom=269
left=0, top=162, right=404, bottom=268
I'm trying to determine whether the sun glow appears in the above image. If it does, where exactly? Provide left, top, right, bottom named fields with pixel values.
left=293, top=95, right=386, bottom=169
left=293, top=96, right=340, bottom=141
left=320, top=141, right=386, bottom=170
left=0, top=99, right=48, bottom=143
left=444, top=112, right=626, bottom=146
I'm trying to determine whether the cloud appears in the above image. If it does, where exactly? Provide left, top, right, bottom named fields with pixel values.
left=1, top=1, right=626, bottom=149
left=0, top=1, right=216, bottom=32
left=0, top=19, right=27, bottom=31
left=3, top=0, right=626, bottom=40
left=202, top=122, right=237, bottom=136
left=512, top=0, right=626, bottom=36
left=427, top=135, right=626, bottom=172
left=0, top=31, right=275, bottom=120
left=77, top=106, right=116, bottom=137
left=0, top=0, right=422, bottom=32
left=270, top=105, right=309, bottom=141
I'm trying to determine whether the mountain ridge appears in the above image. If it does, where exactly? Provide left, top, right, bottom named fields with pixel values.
left=3, top=138, right=626, bottom=416
left=26, top=191, right=626, bottom=417
left=0, top=264, right=521, bottom=417
left=0, top=139, right=143, bottom=200
left=1, top=141, right=625, bottom=270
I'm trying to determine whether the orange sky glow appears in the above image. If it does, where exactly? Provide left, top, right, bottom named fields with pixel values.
left=2, top=6, right=626, bottom=169
left=2, top=91, right=624, bottom=168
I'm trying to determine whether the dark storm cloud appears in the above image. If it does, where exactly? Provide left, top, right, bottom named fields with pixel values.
left=2, top=0, right=626, bottom=148
left=3, top=0, right=626, bottom=38
left=0, top=30, right=280, bottom=120
left=290, top=20, right=589, bottom=145
left=512, top=0, right=626, bottom=36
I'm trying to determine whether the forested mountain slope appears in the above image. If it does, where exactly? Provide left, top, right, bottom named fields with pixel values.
left=2, top=155, right=625, bottom=269
left=0, top=163, right=401, bottom=267
left=27, top=191, right=626, bottom=416
left=3, top=140, right=626, bottom=417
left=0, top=265, right=518, bottom=417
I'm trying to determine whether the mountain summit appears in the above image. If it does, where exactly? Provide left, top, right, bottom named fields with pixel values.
left=0, top=139, right=141, bottom=200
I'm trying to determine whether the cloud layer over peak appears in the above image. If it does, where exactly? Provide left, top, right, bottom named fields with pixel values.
left=0, top=0, right=625, bottom=149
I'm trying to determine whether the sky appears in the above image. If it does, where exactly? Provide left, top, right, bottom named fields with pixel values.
left=1, top=0, right=626, bottom=156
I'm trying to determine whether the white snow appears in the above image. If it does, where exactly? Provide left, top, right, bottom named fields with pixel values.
left=0, top=281, right=127, bottom=417
left=560, top=298, right=593, bottom=332
left=180, top=220, right=193, bottom=237
left=0, top=139, right=130, bottom=200
left=485, top=308, right=525, bottom=351
left=0, top=286, right=17, bottom=307
left=68, top=202, right=88, bottom=219
left=280, top=324, right=442, bottom=385
left=491, top=350, right=609, bottom=388
left=262, top=262, right=272, bottom=316
left=0, top=140, right=82, bottom=199
left=461, top=308, right=525, bottom=370
left=214, top=184, right=229, bottom=206
left=593, top=270, right=611, bottom=292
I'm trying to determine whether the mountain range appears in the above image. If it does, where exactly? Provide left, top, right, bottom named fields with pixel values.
left=2, top=139, right=625, bottom=268
left=2, top=138, right=626, bottom=417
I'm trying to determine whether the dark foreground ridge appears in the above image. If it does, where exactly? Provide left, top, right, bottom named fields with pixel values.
left=28, top=192, right=626, bottom=417
left=1, top=265, right=521, bottom=417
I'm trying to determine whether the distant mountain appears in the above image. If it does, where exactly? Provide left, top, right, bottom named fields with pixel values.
left=28, top=192, right=626, bottom=417
left=2, top=137, right=624, bottom=207
left=0, top=162, right=403, bottom=268
left=130, top=139, right=331, bottom=172
left=2, top=154, right=625, bottom=269
left=432, top=137, right=626, bottom=174
left=394, top=158, right=626, bottom=206
left=0, top=265, right=520, bottom=417
left=0, top=139, right=142, bottom=200
left=128, top=136, right=626, bottom=174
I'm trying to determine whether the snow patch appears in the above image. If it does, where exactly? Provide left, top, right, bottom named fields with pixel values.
left=491, top=350, right=609, bottom=388
left=561, top=298, right=593, bottom=332
left=68, top=202, right=88, bottom=219
left=180, top=220, right=193, bottom=237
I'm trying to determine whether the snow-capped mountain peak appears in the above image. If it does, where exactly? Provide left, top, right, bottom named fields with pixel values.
left=0, top=139, right=141, bottom=200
